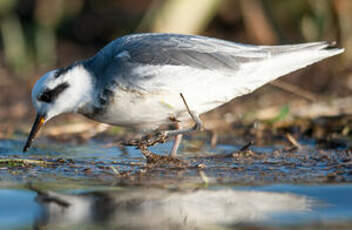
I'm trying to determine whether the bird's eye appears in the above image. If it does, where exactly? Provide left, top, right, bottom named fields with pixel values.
left=38, top=82, right=69, bottom=103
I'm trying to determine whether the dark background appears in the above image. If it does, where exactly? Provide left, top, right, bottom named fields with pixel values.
left=0, top=0, right=350, bottom=132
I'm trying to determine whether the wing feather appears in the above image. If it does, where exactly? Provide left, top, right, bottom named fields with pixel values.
left=120, top=34, right=268, bottom=71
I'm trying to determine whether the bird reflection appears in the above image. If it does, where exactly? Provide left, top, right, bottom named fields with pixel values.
left=34, top=188, right=312, bottom=229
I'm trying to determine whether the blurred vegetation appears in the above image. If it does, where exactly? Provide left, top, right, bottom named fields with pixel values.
left=0, top=0, right=350, bottom=74
left=0, top=0, right=351, bottom=123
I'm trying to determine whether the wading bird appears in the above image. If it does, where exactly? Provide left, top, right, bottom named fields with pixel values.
left=23, top=33, right=344, bottom=157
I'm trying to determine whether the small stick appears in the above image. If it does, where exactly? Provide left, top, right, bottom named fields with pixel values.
left=180, top=93, right=203, bottom=131
left=238, top=141, right=254, bottom=152
left=163, top=94, right=203, bottom=137
left=110, top=166, right=120, bottom=175
left=285, top=133, right=302, bottom=150
left=270, top=80, right=317, bottom=102
left=180, top=93, right=196, bottom=123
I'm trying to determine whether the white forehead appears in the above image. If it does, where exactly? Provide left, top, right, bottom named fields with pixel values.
left=31, top=70, right=57, bottom=98
left=31, top=65, right=93, bottom=101
left=31, top=66, right=77, bottom=97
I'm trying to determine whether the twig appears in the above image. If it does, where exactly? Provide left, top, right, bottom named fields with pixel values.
left=285, top=133, right=303, bottom=150
left=110, top=166, right=120, bottom=176
left=238, top=141, right=254, bottom=152
left=163, top=93, right=203, bottom=136
left=270, top=80, right=317, bottom=102
left=180, top=93, right=196, bottom=123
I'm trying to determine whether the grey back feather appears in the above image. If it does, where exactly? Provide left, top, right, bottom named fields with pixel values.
left=116, top=33, right=269, bottom=70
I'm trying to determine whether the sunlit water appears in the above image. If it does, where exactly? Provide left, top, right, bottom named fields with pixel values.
left=1, top=138, right=352, bottom=229
left=0, top=185, right=352, bottom=229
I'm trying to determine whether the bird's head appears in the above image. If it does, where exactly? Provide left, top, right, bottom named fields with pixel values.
left=23, top=63, right=93, bottom=152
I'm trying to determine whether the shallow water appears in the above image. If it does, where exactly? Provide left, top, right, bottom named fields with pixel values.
left=0, top=137, right=352, bottom=229
left=1, top=184, right=352, bottom=229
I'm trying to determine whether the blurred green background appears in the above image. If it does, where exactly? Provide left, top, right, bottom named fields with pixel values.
left=0, top=0, right=351, bottom=126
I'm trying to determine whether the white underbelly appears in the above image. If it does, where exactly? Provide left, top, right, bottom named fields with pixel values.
left=98, top=89, right=240, bottom=131
left=91, top=65, right=258, bottom=130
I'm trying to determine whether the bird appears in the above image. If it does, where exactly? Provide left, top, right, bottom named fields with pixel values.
left=23, top=33, right=344, bottom=156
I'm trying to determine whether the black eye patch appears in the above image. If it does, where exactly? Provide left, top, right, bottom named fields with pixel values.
left=38, top=82, right=70, bottom=103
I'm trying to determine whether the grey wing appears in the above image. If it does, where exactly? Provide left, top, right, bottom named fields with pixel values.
left=121, top=34, right=336, bottom=68
left=120, top=33, right=269, bottom=71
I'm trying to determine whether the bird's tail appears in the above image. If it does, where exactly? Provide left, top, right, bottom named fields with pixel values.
left=240, top=41, right=344, bottom=93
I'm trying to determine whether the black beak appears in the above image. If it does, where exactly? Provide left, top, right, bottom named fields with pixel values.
left=23, top=113, right=46, bottom=152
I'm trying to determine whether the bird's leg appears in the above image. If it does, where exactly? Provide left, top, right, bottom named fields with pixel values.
left=122, top=93, right=202, bottom=165
left=210, top=131, right=218, bottom=148
left=169, top=122, right=183, bottom=157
